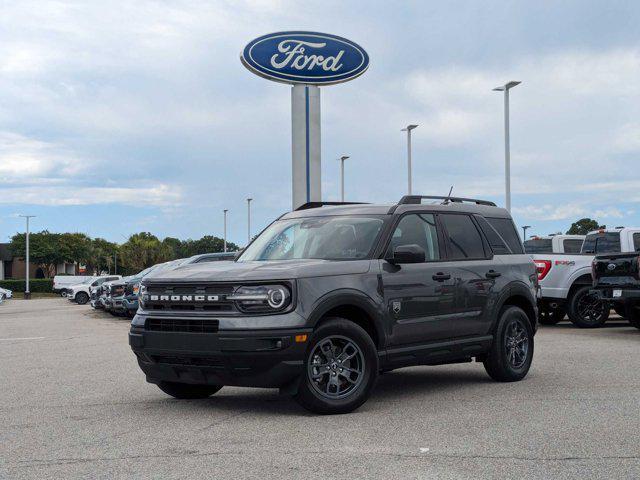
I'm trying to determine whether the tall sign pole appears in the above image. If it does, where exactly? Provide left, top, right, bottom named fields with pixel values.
left=19, top=215, right=36, bottom=299
left=241, top=32, right=369, bottom=210
left=493, top=81, right=521, bottom=212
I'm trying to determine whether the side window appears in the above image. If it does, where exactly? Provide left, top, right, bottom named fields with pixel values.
left=474, top=215, right=511, bottom=255
left=633, top=233, right=640, bottom=252
left=486, top=217, right=525, bottom=254
left=563, top=239, right=583, bottom=254
left=387, top=213, right=440, bottom=261
left=440, top=214, right=486, bottom=260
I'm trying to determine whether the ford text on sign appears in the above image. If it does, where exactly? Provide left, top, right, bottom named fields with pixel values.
left=241, top=31, right=369, bottom=85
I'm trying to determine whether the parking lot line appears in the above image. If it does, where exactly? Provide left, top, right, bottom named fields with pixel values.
left=0, top=336, right=46, bottom=341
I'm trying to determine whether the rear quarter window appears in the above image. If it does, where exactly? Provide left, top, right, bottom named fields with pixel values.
left=486, top=217, right=525, bottom=254
left=562, top=239, right=583, bottom=254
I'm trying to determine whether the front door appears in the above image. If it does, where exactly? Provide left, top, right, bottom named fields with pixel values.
left=381, top=213, right=457, bottom=345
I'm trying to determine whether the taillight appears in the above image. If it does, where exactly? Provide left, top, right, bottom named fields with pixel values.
left=534, top=259, right=552, bottom=280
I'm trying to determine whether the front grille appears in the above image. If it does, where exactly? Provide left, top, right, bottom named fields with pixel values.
left=145, top=318, right=219, bottom=333
left=152, top=355, right=224, bottom=367
left=143, top=283, right=237, bottom=313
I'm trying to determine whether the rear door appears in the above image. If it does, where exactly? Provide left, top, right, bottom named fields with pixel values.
left=438, top=213, right=504, bottom=337
left=380, top=212, right=458, bottom=345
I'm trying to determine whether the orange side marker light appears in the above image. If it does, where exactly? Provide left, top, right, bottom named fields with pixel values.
left=295, top=334, right=308, bottom=343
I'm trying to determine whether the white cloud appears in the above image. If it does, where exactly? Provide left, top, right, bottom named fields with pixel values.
left=0, top=184, right=182, bottom=207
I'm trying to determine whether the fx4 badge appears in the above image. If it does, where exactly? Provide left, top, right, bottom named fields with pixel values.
left=392, top=300, right=402, bottom=315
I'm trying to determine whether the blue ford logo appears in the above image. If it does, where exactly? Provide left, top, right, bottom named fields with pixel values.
left=241, top=31, right=369, bottom=85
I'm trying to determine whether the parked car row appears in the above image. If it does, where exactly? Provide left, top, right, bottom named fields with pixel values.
left=531, top=227, right=640, bottom=328
left=64, top=253, right=236, bottom=318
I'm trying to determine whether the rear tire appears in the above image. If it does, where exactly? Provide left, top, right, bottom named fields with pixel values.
left=75, top=292, right=89, bottom=305
left=294, top=318, right=378, bottom=414
left=157, top=381, right=222, bottom=399
left=539, top=308, right=564, bottom=325
left=484, top=306, right=534, bottom=382
left=624, top=305, right=640, bottom=330
left=567, top=286, right=609, bottom=328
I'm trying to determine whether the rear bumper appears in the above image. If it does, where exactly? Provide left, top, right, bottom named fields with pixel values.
left=129, top=326, right=311, bottom=388
left=591, top=288, right=640, bottom=302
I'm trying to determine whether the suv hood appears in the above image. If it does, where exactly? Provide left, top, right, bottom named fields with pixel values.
left=143, top=259, right=373, bottom=283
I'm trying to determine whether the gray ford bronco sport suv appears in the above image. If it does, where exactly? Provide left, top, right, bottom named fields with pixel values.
left=130, top=196, right=538, bottom=414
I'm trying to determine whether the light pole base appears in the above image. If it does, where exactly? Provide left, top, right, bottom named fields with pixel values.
left=24, top=292, right=31, bottom=300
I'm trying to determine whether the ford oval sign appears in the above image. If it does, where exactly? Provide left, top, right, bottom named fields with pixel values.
left=241, top=31, right=369, bottom=85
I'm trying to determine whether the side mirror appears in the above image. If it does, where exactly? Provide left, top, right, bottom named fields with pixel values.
left=388, top=244, right=426, bottom=264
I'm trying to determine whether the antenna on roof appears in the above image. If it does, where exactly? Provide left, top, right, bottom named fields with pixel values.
left=442, top=186, right=454, bottom=204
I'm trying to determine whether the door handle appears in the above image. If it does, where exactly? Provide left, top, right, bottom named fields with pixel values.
left=432, top=272, right=451, bottom=281
left=485, top=270, right=501, bottom=279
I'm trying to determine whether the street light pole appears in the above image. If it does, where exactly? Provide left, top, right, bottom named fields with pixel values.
left=493, top=81, right=521, bottom=212
left=339, top=156, right=349, bottom=201
left=401, top=125, right=418, bottom=195
left=246, top=198, right=252, bottom=245
left=223, top=209, right=228, bottom=252
left=19, top=215, right=36, bottom=299
left=522, top=225, right=531, bottom=241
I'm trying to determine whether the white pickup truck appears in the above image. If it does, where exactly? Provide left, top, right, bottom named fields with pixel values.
left=524, top=234, right=585, bottom=254
left=66, top=275, right=121, bottom=305
left=533, top=227, right=640, bottom=327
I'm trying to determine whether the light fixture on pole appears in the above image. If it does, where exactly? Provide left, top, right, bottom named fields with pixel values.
left=522, top=225, right=531, bottom=241
left=493, top=81, right=521, bottom=212
left=401, top=125, right=418, bottom=194
left=18, top=215, right=36, bottom=299
left=339, top=156, right=349, bottom=201
left=223, top=209, right=228, bottom=252
left=246, top=198, right=252, bottom=245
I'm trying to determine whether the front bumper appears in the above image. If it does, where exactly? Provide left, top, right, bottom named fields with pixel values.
left=122, top=296, right=139, bottom=313
left=130, top=325, right=311, bottom=388
left=130, top=308, right=310, bottom=388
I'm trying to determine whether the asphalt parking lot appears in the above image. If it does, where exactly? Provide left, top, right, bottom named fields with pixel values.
left=1, top=299, right=639, bottom=479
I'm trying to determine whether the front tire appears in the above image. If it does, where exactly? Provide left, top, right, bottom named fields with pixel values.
left=294, top=318, right=378, bottom=414
left=567, top=286, right=609, bottom=328
left=484, top=306, right=534, bottom=382
left=75, top=292, right=89, bottom=305
left=157, top=381, right=222, bottom=399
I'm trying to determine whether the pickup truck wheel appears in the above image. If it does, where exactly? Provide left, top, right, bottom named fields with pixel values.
left=75, top=292, right=89, bottom=305
left=484, top=306, right=534, bottom=382
left=539, top=308, right=564, bottom=325
left=567, top=286, right=609, bottom=328
left=294, top=318, right=378, bottom=414
left=624, top=306, right=640, bottom=330
left=157, top=381, right=222, bottom=399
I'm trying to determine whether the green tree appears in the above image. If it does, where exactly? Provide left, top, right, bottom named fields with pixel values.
left=180, top=235, right=238, bottom=256
left=120, top=232, right=172, bottom=273
left=162, top=237, right=184, bottom=259
left=9, top=231, right=66, bottom=277
left=87, top=238, right=119, bottom=274
left=566, top=218, right=605, bottom=235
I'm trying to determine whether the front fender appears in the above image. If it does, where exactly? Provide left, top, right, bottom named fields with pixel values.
left=306, top=289, right=387, bottom=349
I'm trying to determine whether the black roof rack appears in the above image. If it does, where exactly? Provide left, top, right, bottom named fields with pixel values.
left=295, top=201, right=369, bottom=211
left=398, top=195, right=496, bottom=207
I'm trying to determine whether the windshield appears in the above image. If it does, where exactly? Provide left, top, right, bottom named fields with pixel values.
left=523, top=239, right=553, bottom=253
left=238, top=216, right=385, bottom=262
left=581, top=232, right=621, bottom=254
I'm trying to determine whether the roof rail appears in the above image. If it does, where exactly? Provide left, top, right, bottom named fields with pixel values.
left=398, top=195, right=496, bottom=207
left=295, top=201, right=369, bottom=211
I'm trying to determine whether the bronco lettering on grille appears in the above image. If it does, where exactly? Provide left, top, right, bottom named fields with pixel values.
left=148, top=295, right=219, bottom=302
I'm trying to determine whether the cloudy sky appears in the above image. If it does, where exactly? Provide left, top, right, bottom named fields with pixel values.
left=1, top=0, right=639, bottom=245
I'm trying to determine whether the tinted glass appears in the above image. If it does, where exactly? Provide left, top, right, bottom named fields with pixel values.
left=563, top=239, right=583, bottom=253
left=524, top=239, right=553, bottom=253
left=196, top=256, right=231, bottom=263
left=475, top=215, right=510, bottom=254
left=388, top=213, right=440, bottom=261
left=440, top=214, right=486, bottom=259
left=581, top=233, right=621, bottom=254
left=487, top=217, right=525, bottom=254
left=634, top=233, right=640, bottom=252
left=238, top=216, right=384, bottom=261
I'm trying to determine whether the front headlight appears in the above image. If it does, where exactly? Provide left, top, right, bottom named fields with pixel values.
left=228, top=284, right=291, bottom=313
left=138, top=283, right=147, bottom=299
